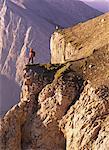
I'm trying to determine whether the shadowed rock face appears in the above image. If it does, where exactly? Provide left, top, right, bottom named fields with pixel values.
left=0, top=41, right=109, bottom=150
left=60, top=83, right=109, bottom=150
left=0, top=0, right=102, bottom=115
left=0, top=9, right=109, bottom=150
left=0, top=65, right=79, bottom=150
left=0, top=0, right=102, bottom=81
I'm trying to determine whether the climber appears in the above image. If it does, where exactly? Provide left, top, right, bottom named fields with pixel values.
left=55, top=25, right=59, bottom=30
left=28, top=48, right=35, bottom=64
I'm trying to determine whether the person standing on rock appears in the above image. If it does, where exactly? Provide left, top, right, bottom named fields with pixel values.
left=28, top=48, right=35, bottom=64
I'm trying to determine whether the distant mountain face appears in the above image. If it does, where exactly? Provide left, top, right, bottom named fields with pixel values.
left=0, top=0, right=102, bottom=116
left=81, top=0, right=109, bottom=12
left=0, top=0, right=102, bottom=80
left=0, top=75, right=20, bottom=116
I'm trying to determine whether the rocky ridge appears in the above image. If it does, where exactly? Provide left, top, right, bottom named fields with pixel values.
left=0, top=0, right=102, bottom=116
left=0, top=64, right=80, bottom=149
left=0, top=0, right=102, bottom=81
left=0, top=42, right=109, bottom=149
left=50, top=12, right=109, bottom=64
left=0, top=12, right=109, bottom=150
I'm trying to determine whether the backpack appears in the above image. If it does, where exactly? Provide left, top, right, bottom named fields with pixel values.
left=33, top=51, right=35, bottom=57
left=26, top=47, right=29, bottom=57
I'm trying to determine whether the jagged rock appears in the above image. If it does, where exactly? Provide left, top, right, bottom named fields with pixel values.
left=0, top=65, right=79, bottom=150
left=0, top=0, right=102, bottom=81
left=1, top=38, right=109, bottom=149
left=0, top=58, right=109, bottom=149
left=50, top=13, right=109, bottom=64
left=0, top=99, right=37, bottom=150
left=59, top=83, right=109, bottom=150
left=38, top=75, right=79, bottom=122
left=21, top=73, right=79, bottom=149
left=0, top=9, right=109, bottom=150
left=0, top=0, right=103, bottom=117
left=1, top=41, right=109, bottom=149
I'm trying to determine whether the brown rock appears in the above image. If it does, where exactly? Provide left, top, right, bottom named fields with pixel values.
left=50, top=13, right=109, bottom=64
left=1, top=13, right=109, bottom=150
left=59, top=83, right=109, bottom=150
left=21, top=72, right=79, bottom=149
left=0, top=68, right=79, bottom=150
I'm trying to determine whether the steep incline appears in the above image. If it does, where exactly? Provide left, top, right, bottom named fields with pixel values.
left=51, top=12, right=109, bottom=64
left=0, top=0, right=102, bottom=81
left=0, top=43, right=109, bottom=149
left=0, top=0, right=102, bottom=116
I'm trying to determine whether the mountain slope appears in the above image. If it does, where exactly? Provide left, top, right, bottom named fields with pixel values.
left=1, top=43, right=109, bottom=149
left=0, top=0, right=102, bottom=116
left=0, top=0, right=102, bottom=80
left=51, top=12, right=109, bottom=64
left=0, top=75, right=20, bottom=116
left=82, top=0, right=109, bottom=12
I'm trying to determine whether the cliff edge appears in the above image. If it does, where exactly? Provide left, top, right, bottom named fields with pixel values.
left=50, top=13, right=109, bottom=64
left=0, top=43, right=109, bottom=149
left=0, top=13, right=109, bottom=150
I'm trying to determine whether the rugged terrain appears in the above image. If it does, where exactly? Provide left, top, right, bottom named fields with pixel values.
left=51, top=12, right=109, bottom=64
left=0, top=42, right=109, bottom=149
left=0, top=0, right=102, bottom=116
left=0, top=6, right=109, bottom=150
left=0, top=0, right=102, bottom=80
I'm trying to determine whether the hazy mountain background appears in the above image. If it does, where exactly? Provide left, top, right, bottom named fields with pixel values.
left=81, top=0, right=109, bottom=12
left=0, top=0, right=103, bottom=116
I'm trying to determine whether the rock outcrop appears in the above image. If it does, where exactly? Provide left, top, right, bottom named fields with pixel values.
left=60, top=83, right=109, bottom=150
left=0, top=11, right=109, bottom=150
left=0, top=0, right=102, bottom=115
left=0, top=0, right=102, bottom=81
left=50, top=13, right=109, bottom=64
left=0, top=64, right=80, bottom=150
left=0, top=42, right=109, bottom=149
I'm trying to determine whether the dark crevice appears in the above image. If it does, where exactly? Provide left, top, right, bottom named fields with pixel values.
left=65, top=78, right=87, bottom=115
left=64, top=139, right=66, bottom=150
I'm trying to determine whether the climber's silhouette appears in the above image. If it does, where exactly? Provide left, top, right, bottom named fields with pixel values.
left=55, top=25, right=59, bottom=30
left=55, top=25, right=63, bottom=30
left=28, top=48, right=35, bottom=64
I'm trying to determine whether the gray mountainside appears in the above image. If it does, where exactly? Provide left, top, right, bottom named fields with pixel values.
left=0, top=0, right=102, bottom=116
